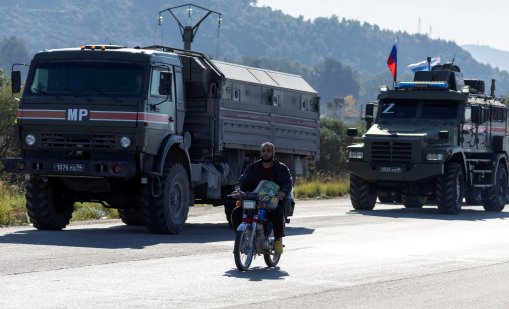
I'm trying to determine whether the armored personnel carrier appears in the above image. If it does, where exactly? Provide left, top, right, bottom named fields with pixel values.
left=347, top=63, right=508, bottom=214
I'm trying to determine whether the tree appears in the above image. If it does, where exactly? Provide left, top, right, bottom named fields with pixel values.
left=0, top=72, right=19, bottom=175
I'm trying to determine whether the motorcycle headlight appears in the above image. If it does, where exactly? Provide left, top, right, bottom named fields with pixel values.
left=242, top=200, right=256, bottom=209
left=25, top=134, right=36, bottom=146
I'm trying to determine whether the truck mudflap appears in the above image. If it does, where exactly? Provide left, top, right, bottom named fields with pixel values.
left=347, top=161, right=444, bottom=182
left=5, top=157, right=137, bottom=178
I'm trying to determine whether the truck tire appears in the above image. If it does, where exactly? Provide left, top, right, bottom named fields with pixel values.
left=401, top=194, right=426, bottom=208
left=118, top=208, right=145, bottom=225
left=142, top=162, right=190, bottom=234
left=436, top=162, right=465, bottom=214
left=26, top=178, right=74, bottom=230
left=349, top=174, right=376, bottom=210
left=481, top=166, right=507, bottom=212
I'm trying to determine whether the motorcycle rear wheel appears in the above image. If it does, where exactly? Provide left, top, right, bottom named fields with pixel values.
left=263, top=229, right=281, bottom=267
left=234, top=228, right=254, bottom=271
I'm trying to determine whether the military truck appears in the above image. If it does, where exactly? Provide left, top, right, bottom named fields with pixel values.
left=346, top=63, right=509, bottom=214
left=6, top=44, right=320, bottom=234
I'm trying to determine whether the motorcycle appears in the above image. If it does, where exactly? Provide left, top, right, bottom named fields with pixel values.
left=229, top=180, right=282, bottom=271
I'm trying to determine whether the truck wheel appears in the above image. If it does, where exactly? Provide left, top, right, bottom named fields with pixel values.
left=401, top=194, right=426, bottom=208
left=142, top=162, right=190, bottom=234
left=118, top=209, right=145, bottom=225
left=436, top=162, right=465, bottom=214
left=26, top=178, right=74, bottom=230
left=349, top=174, right=376, bottom=210
left=481, top=166, right=507, bottom=212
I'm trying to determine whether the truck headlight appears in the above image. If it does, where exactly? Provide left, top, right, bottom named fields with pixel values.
left=426, top=153, right=443, bottom=161
left=348, top=151, right=364, bottom=159
left=120, top=136, right=132, bottom=148
left=25, top=134, right=36, bottom=146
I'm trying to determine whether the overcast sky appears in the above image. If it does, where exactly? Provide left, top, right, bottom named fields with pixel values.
left=256, top=0, right=509, bottom=52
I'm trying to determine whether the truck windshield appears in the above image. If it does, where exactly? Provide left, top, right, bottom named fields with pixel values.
left=27, top=61, right=145, bottom=97
left=380, top=100, right=458, bottom=121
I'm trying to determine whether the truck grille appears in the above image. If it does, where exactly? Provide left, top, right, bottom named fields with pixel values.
left=371, top=142, right=412, bottom=164
left=40, top=133, right=116, bottom=149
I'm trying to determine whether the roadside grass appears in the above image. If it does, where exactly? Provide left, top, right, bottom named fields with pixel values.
left=294, top=176, right=349, bottom=199
left=1, top=177, right=349, bottom=226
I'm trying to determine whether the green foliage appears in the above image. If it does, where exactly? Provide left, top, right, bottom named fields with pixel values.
left=316, top=116, right=354, bottom=176
left=294, top=177, right=349, bottom=199
left=0, top=74, right=20, bottom=174
left=72, top=202, right=119, bottom=221
left=0, top=183, right=28, bottom=226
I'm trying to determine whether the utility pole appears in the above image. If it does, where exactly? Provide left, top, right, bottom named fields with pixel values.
left=158, top=3, right=222, bottom=51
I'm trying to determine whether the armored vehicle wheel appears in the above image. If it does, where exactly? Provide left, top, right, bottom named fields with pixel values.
left=464, top=188, right=482, bottom=205
left=142, top=162, right=190, bottom=234
left=26, top=178, right=74, bottom=230
left=481, top=166, right=507, bottom=212
left=401, top=194, right=426, bottom=208
left=436, top=162, right=465, bottom=214
left=349, top=174, right=376, bottom=210
left=118, top=208, right=145, bottom=225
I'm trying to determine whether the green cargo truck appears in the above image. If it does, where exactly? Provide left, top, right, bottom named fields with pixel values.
left=6, top=44, right=320, bottom=233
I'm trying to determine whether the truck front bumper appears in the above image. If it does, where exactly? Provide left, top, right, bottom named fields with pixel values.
left=347, top=161, right=444, bottom=182
left=5, top=156, right=137, bottom=178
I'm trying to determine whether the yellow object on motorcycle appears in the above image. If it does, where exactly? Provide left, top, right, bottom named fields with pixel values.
left=253, top=180, right=280, bottom=211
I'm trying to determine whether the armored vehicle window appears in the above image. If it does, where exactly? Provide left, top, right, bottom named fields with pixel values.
left=379, top=101, right=417, bottom=119
left=28, top=61, right=144, bottom=97
left=421, top=101, right=458, bottom=119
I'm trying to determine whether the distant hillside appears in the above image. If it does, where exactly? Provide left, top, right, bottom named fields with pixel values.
left=462, top=44, right=509, bottom=72
left=1, top=0, right=508, bottom=99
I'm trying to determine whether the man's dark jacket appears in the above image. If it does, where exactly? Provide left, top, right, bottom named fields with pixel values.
left=236, top=159, right=293, bottom=194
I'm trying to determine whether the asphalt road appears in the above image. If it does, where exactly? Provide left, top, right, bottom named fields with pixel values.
left=2, top=197, right=509, bottom=308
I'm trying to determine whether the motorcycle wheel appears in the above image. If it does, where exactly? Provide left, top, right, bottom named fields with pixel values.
left=263, top=229, right=281, bottom=267
left=234, top=228, right=254, bottom=271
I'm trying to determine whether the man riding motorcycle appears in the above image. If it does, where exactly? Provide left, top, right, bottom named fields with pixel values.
left=231, top=142, right=293, bottom=254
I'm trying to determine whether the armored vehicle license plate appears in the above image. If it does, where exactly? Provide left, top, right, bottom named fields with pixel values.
left=379, top=166, right=402, bottom=173
left=53, top=163, right=85, bottom=173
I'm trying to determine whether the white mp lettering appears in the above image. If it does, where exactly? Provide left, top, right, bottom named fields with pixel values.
left=67, top=109, right=89, bottom=121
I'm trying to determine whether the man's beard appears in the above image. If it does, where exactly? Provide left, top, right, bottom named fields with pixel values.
left=261, top=155, right=274, bottom=163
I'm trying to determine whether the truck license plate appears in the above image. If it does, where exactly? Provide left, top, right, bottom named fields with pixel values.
left=379, top=166, right=402, bottom=173
left=53, top=163, right=85, bottom=173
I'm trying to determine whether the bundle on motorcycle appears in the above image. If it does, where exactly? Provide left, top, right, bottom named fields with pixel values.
left=230, top=180, right=282, bottom=271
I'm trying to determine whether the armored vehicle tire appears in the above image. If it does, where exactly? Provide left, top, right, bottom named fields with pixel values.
left=401, top=194, right=426, bottom=208
left=26, top=178, right=74, bottom=230
left=481, top=166, right=507, bottom=212
left=465, top=188, right=482, bottom=205
left=349, top=174, right=376, bottom=210
left=436, top=162, right=465, bottom=214
left=142, top=162, right=190, bottom=234
left=118, top=208, right=145, bottom=225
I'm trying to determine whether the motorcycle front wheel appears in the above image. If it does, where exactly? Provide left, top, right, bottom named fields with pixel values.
left=263, top=229, right=281, bottom=268
left=234, top=228, right=254, bottom=271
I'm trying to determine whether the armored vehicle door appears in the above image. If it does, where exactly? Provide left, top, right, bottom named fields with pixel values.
left=463, top=104, right=489, bottom=150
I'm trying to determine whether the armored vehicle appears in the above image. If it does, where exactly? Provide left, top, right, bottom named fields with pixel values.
left=6, top=44, right=319, bottom=233
left=347, top=63, right=509, bottom=214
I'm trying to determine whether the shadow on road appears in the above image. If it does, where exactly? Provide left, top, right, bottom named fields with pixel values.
left=224, top=266, right=289, bottom=281
left=351, top=204, right=509, bottom=221
left=0, top=222, right=314, bottom=249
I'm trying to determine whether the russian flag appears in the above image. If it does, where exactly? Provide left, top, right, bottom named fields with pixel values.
left=407, top=56, right=441, bottom=73
left=387, top=40, right=397, bottom=82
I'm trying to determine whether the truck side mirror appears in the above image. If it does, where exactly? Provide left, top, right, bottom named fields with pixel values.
left=346, top=128, right=358, bottom=137
left=471, top=106, right=480, bottom=124
left=364, top=101, right=377, bottom=128
left=11, top=71, right=21, bottom=94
